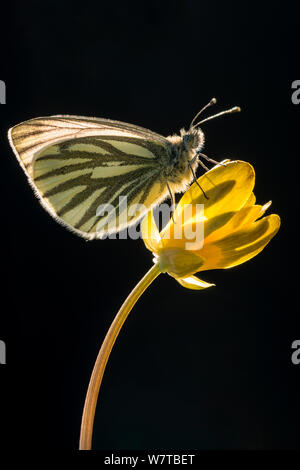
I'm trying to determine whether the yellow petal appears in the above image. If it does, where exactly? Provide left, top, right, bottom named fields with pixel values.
left=204, top=213, right=281, bottom=270
left=161, top=211, right=234, bottom=252
left=259, top=201, right=272, bottom=217
left=172, top=161, right=255, bottom=227
left=200, top=211, right=236, bottom=241
left=157, top=247, right=203, bottom=278
left=204, top=201, right=272, bottom=244
left=244, top=192, right=256, bottom=207
left=141, top=210, right=161, bottom=253
left=176, top=275, right=215, bottom=290
left=161, top=200, right=273, bottom=252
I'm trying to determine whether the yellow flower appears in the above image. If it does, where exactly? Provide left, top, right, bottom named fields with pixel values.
left=141, top=160, right=280, bottom=290
left=80, top=160, right=281, bottom=449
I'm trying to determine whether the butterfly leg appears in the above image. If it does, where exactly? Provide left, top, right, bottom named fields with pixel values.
left=190, top=153, right=209, bottom=171
left=188, top=161, right=209, bottom=199
left=197, top=158, right=210, bottom=172
left=198, top=152, right=224, bottom=166
left=166, top=181, right=176, bottom=223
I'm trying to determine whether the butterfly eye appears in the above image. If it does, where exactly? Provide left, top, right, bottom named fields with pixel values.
left=183, top=134, right=193, bottom=144
left=183, top=133, right=195, bottom=149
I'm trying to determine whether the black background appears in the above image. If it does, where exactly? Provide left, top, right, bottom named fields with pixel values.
left=0, top=0, right=299, bottom=452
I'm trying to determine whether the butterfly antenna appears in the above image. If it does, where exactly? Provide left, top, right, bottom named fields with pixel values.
left=194, top=106, right=241, bottom=127
left=190, top=97, right=217, bottom=129
left=166, top=181, right=176, bottom=223
left=188, top=161, right=209, bottom=199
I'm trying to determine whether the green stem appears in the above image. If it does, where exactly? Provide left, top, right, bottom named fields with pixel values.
left=79, top=263, right=161, bottom=450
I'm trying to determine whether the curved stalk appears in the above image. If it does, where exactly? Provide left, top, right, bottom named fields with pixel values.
left=79, top=263, right=161, bottom=450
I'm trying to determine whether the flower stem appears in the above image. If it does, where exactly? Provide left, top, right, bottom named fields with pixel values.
left=79, top=263, right=161, bottom=450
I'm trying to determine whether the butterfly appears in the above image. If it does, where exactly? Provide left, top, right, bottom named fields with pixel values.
left=8, top=98, right=240, bottom=239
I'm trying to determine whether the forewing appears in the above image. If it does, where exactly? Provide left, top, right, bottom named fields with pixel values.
left=8, top=116, right=170, bottom=239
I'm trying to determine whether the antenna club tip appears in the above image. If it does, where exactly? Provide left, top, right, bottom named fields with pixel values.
left=211, top=97, right=217, bottom=104
left=233, top=106, right=241, bottom=113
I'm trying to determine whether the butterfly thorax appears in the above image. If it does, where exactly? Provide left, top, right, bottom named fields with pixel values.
left=165, top=127, right=205, bottom=192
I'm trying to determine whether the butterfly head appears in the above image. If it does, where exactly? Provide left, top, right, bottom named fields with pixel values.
left=179, top=98, right=241, bottom=155
left=180, top=127, right=205, bottom=153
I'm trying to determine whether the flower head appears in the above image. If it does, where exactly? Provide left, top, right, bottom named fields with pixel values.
left=141, top=161, right=280, bottom=290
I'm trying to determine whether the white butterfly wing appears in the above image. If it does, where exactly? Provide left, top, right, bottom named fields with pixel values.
left=8, top=116, right=171, bottom=239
